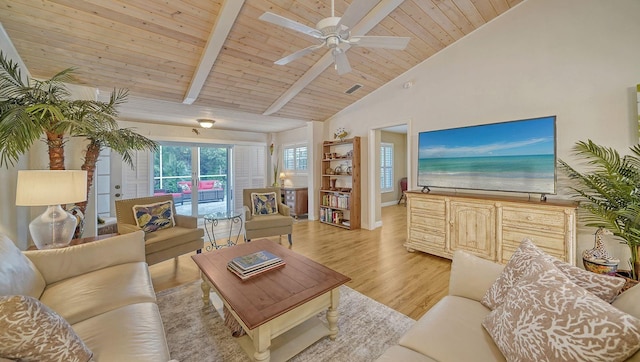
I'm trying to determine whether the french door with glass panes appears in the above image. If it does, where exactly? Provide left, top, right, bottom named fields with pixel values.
left=154, top=143, right=232, bottom=217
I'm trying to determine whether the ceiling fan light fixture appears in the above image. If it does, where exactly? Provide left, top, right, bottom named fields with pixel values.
left=197, top=118, right=215, bottom=128
left=259, top=0, right=410, bottom=76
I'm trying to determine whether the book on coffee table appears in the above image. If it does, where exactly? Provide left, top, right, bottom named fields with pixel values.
left=227, top=250, right=285, bottom=280
left=227, top=259, right=285, bottom=281
left=230, top=250, right=281, bottom=272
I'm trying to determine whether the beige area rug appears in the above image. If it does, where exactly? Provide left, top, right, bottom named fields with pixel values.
left=156, top=281, right=415, bottom=362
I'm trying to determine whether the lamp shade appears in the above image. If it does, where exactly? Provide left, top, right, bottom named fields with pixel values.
left=16, top=170, right=87, bottom=206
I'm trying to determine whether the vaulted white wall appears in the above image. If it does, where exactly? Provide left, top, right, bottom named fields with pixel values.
left=327, top=0, right=640, bottom=263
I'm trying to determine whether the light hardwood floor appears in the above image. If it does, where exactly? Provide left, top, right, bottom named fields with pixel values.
left=150, top=204, right=451, bottom=320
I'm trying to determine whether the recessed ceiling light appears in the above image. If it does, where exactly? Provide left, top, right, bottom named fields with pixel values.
left=197, top=119, right=215, bottom=128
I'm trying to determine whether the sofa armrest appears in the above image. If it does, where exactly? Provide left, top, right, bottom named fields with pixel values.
left=244, top=205, right=253, bottom=221
left=174, top=214, right=198, bottom=228
left=117, top=223, right=141, bottom=235
left=448, top=250, right=504, bottom=302
left=24, top=231, right=146, bottom=285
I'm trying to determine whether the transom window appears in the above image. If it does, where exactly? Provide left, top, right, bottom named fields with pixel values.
left=283, top=144, right=307, bottom=171
left=381, top=143, right=394, bottom=192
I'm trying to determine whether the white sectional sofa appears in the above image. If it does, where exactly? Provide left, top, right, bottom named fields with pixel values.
left=0, top=231, right=171, bottom=361
left=376, top=248, right=640, bottom=362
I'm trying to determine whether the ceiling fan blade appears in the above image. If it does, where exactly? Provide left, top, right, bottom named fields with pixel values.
left=259, top=12, right=323, bottom=39
left=275, top=44, right=324, bottom=65
left=337, top=0, right=379, bottom=29
left=348, top=36, right=410, bottom=50
left=332, top=49, right=352, bottom=75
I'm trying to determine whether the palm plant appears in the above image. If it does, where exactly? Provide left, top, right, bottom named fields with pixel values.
left=558, top=140, right=640, bottom=279
left=0, top=51, right=157, bottom=237
left=71, top=127, right=158, bottom=237
left=0, top=51, right=124, bottom=169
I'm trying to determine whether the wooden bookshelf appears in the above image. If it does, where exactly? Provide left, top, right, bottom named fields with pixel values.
left=320, top=137, right=360, bottom=230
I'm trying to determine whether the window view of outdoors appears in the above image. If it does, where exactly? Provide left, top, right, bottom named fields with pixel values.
left=153, top=145, right=230, bottom=216
left=283, top=145, right=308, bottom=171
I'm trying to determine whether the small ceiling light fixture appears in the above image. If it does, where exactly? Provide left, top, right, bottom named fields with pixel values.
left=197, top=118, right=215, bottom=128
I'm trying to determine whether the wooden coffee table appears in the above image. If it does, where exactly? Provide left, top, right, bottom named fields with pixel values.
left=191, top=239, right=351, bottom=362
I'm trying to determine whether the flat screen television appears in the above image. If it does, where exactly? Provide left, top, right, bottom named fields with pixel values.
left=417, top=115, right=557, bottom=195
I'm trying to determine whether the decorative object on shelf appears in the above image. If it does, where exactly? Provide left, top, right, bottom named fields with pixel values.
left=325, top=152, right=333, bottom=159
left=334, top=165, right=344, bottom=175
left=279, top=172, right=286, bottom=187
left=16, top=170, right=88, bottom=249
left=583, top=227, right=620, bottom=275
left=346, top=166, right=352, bottom=175
left=559, top=140, right=640, bottom=279
left=330, top=178, right=337, bottom=191
left=334, top=127, right=348, bottom=141
left=346, top=150, right=353, bottom=158
left=325, top=167, right=335, bottom=175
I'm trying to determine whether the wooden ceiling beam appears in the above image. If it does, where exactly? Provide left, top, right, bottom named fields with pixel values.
left=183, top=0, right=245, bottom=104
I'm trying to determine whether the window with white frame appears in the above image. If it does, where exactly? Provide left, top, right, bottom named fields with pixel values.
left=283, top=144, right=308, bottom=172
left=381, top=143, right=394, bottom=192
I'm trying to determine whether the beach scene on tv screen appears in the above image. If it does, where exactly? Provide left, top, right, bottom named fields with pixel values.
left=418, top=116, right=556, bottom=194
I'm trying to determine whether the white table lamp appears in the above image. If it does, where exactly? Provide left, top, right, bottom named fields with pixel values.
left=16, top=170, right=87, bottom=249
left=279, top=172, right=286, bottom=187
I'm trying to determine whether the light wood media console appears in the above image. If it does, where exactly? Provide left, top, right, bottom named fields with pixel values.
left=405, top=191, right=579, bottom=265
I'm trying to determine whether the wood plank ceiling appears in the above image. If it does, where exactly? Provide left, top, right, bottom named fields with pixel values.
left=0, top=0, right=522, bottom=128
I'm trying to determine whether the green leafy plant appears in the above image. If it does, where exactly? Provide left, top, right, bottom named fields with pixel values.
left=272, top=158, right=279, bottom=187
left=0, top=51, right=157, bottom=238
left=558, top=140, right=640, bottom=279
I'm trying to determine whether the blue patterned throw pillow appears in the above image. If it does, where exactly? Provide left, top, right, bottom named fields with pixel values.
left=251, top=192, right=279, bottom=215
left=132, top=200, right=175, bottom=233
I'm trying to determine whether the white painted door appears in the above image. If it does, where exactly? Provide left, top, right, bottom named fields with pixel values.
left=233, top=145, right=267, bottom=211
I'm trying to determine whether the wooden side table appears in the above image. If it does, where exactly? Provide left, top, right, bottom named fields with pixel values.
left=27, top=233, right=118, bottom=250
left=281, top=187, right=308, bottom=218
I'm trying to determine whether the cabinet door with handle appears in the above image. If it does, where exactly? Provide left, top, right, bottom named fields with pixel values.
left=449, top=200, right=496, bottom=260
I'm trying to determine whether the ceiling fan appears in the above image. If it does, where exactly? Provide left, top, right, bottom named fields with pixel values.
left=259, top=0, right=410, bottom=75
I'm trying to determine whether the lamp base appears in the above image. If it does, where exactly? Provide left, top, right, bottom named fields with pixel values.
left=29, top=205, right=78, bottom=249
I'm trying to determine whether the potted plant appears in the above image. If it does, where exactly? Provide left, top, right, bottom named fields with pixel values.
left=272, top=158, right=279, bottom=187
left=558, top=140, right=640, bottom=279
left=0, top=51, right=157, bottom=237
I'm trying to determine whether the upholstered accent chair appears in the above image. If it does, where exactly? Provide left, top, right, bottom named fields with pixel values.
left=242, top=187, right=293, bottom=245
left=115, top=195, right=204, bottom=265
left=398, top=177, right=408, bottom=205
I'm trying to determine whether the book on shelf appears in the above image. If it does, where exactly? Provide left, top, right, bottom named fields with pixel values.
left=227, top=250, right=285, bottom=280
left=321, top=193, right=350, bottom=209
left=320, top=208, right=345, bottom=224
